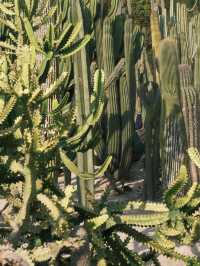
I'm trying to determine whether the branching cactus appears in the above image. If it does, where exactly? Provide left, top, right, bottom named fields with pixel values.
left=0, top=0, right=107, bottom=244
left=159, top=38, right=186, bottom=188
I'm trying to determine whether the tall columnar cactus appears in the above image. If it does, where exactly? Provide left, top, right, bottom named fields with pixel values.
left=194, top=47, right=200, bottom=89
left=139, top=44, right=161, bottom=201
left=102, top=17, right=121, bottom=177
left=141, top=80, right=161, bottom=200
left=159, top=38, right=186, bottom=188
left=179, top=65, right=200, bottom=183
left=118, top=19, right=136, bottom=176
left=150, top=5, right=161, bottom=83
left=71, top=0, right=95, bottom=208
left=93, top=4, right=144, bottom=181
left=153, top=1, right=200, bottom=187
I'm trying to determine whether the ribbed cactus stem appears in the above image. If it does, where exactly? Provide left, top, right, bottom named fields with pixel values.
left=179, top=64, right=200, bottom=183
left=118, top=18, right=135, bottom=175
left=142, top=82, right=161, bottom=200
left=118, top=75, right=132, bottom=176
left=107, top=0, right=119, bottom=17
left=194, top=47, right=200, bottom=89
left=127, top=0, right=135, bottom=17
left=150, top=6, right=161, bottom=84
left=72, top=0, right=94, bottom=207
left=103, top=17, right=121, bottom=176
left=159, top=39, right=186, bottom=187
left=176, top=4, right=189, bottom=64
left=94, top=16, right=107, bottom=163
left=95, top=18, right=103, bottom=70
left=170, top=0, right=174, bottom=18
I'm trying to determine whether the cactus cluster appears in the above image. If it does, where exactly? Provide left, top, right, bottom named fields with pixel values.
left=94, top=3, right=145, bottom=182
left=0, top=1, right=200, bottom=265
left=140, top=0, right=200, bottom=197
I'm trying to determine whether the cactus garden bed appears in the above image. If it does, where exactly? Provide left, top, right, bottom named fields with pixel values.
left=0, top=0, right=200, bottom=265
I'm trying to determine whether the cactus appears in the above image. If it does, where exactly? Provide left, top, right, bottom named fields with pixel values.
left=150, top=4, right=161, bottom=83
left=141, top=81, right=161, bottom=200
left=0, top=0, right=106, bottom=241
left=159, top=38, right=186, bottom=188
left=179, top=64, right=200, bottom=183
left=102, top=17, right=121, bottom=177
left=93, top=8, right=144, bottom=181
left=71, top=0, right=96, bottom=208
left=194, top=47, right=200, bottom=89
left=118, top=19, right=137, bottom=176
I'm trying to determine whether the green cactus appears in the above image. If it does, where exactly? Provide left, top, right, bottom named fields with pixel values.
left=179, top=64, right=200, bottom=183
left=0, top=1, right=106, bottom=244
left=118, top=19, right=136, bottom=176
left=159, top=38, right=186, bottom=188
left=102, top=17, right=121, bottom=177
left=141, top=80, right=161, bottom=200
left=194, top=47, right=200, bottom=89
left=71, top=0, right=95, bottom=208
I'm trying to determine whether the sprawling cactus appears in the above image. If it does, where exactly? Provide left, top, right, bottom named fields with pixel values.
left=0, top=0, right=107, bottom=246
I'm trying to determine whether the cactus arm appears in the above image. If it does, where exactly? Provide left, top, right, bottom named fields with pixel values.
left=0, top=3, right=15, bottom=16
left=94, top=156, right=112, bottom=178
left=37, top=193, right=61, bottom=221
left=174, top=183, right=198, bottom=208
left=0, top=17, right=17, bottom=32
left=0, top=41, right=16, bottom=51
left=107, top=0, right=119, bottom=17
left=23, top=17, right=43, bottom=53
left=37, top=52, right=53, bottom=84
left=105, top=212, right=169, bottom=229
left=50, top=92, right=70, bottom=115
left=104, top=58, right=125, bottom=91
left=8, top=160, right=35, bottom=238
left=54, top=22, right=73, bottom=51
left=0, top=95, right=17, bottom=124
left=59, top=35, right=91, bottom=58
left=0, top=116, right=22, bottom=137
left=59, top=148, right=80, bottom=176
left=59, top=22, right=82, bottom=50
left=164, top=165, right=188, bottom=208
left=38, top=72, right=68, bottom=102
left=188, top=147, right=200, bottom=168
